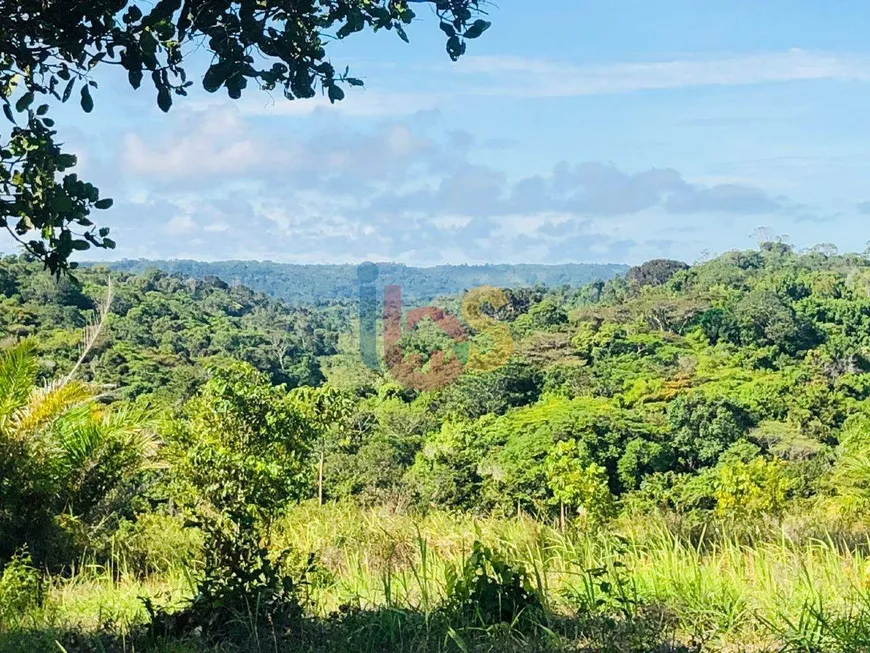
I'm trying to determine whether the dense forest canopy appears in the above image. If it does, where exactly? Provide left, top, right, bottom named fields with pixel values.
left=0, top=255, right=343, bottom=402
left=6, top=243, right=870, bottom=522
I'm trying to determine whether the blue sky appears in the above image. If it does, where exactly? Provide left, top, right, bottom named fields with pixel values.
left=21, top=0, right=870, bottom=265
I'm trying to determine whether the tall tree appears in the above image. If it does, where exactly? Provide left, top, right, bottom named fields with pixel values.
left=0, top=0, right=489, bottom=273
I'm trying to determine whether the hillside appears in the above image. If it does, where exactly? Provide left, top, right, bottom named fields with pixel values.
left=97, top=259, right=629, bottom=304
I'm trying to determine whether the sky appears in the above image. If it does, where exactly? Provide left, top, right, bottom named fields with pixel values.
left=16, top=0, right=870, bottom=266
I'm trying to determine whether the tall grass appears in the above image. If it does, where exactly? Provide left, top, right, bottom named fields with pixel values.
left=277, top=503, right=870, bottom=649
left=5, top=503, right=870, bottom=651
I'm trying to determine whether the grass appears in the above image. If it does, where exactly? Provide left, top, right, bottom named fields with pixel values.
left=4, top=504, right=870, bottom=651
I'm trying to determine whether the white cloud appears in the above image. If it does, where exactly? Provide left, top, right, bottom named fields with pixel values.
left=456, top=49, right=870, bottom=97
left=220, top=90, right=442, bottom=118
left=122, top=106, right=263, bottom=179
left=164, top=214, right=196, bottom=235
left=105, top=113, right=843, bottom=265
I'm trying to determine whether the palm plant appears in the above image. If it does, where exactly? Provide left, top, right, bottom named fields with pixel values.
left=0, top=298, right=159, bottom=564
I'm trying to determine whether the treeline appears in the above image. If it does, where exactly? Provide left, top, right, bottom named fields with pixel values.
left=96, top=259, right=629, bottom=305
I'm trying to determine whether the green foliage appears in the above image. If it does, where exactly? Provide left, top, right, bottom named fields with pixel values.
left=0, top=550, right=41, bottom=628
left=407, top=419, right=488, bottom=510
left=171, top=361, right=311, bottom=523
left=8, top=244, right=870, bottom=650
left=545, top=439, right=616, bottom=525
left=667, top=394, right=754, bottom=470
left=0, top=256, right=336, bottom=401
left=0, top=341, right=158, bottom=565
left=626, top=258, right=689, bottom=288
left=103, top=260, right=629, bottom=305
left=443, top=541, right=543, bottom=630
left=524, top=298, right=569, bottom=331
left=437, top=358, right=543, bottom=420
left=714, top=456, right=792, bottom=520
left=166, top=361, right=313, bottom=637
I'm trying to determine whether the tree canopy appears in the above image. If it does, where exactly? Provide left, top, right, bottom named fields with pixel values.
left=0, top=0, right=489, bottom=274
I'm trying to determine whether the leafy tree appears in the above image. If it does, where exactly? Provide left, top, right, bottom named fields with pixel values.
left=525, top=297, right=569, bottom=330
left=168, top=361, right=313, bottom=635
left=289, top=384, right=354, bottom=504
left=626, top=259, right=689, bottom=288
left=667, top=394, right=754, bottom=471
left=616, top=437, right=674, bottom=492
left=545, top=439, right=616, bottom=527
left=326, top=392, right=435, bottom=504
left=407, top=419, right=488, bottom=510
left=703, top=288, right=819, bottom=356
left=439, top=358, right=543, bottom=419
left=714, top=456, right=791, bottom=520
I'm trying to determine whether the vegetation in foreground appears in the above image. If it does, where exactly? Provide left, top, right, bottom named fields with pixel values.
left=4, top=505, right=870, bottom=652
left=4, top=242, right=870, bottom=650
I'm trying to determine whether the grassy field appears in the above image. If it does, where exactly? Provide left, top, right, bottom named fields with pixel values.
left=3, top=504, right=870, bottom=652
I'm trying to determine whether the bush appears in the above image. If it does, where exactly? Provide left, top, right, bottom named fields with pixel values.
left=0, top=550, right=41, bottom=628
left=110, top=513, right=202, bottom=576
left=443, top=541, right=543, bottom=631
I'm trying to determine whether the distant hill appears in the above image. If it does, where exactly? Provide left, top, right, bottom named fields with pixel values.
left=95, top=260, right=629, bottom=305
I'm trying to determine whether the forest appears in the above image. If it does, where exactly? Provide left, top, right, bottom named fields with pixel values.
left=98, top=260, right=629, bottom=305
left=3, top=243, right=870, bottom=652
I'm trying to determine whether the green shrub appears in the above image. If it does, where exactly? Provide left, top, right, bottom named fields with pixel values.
left=110, top=513, right=202, bottom=576
left=0, top=550, right=41, bottom=628
left=443, top=541, right=543, bottom=631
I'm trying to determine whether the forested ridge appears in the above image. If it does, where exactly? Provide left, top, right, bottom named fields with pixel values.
left=5, top=244, right=870, bottom=652
left=97, top=259, right=629, bottom=305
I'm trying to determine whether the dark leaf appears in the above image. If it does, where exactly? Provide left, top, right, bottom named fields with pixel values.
left=203, top=63, right=227, bottom=93
left=62, top=78, right=75, bottom=102
left=128, top=68, right=144, bottom=89
left=463, top=20, right=491, bottom=39
left=80, top=86, right=94, bottom=113
left=157, top=87, right=172, bottom=112
left=327, top=85, right=345, bottom=103
left=124, top=5, right=143, bottom=22
left=15, top=92, right=34, bottom=113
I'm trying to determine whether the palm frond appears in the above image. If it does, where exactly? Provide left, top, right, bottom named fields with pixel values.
left=0, top=341, right=39, bottom=425
left=10, top=379, right=93, bottom=441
